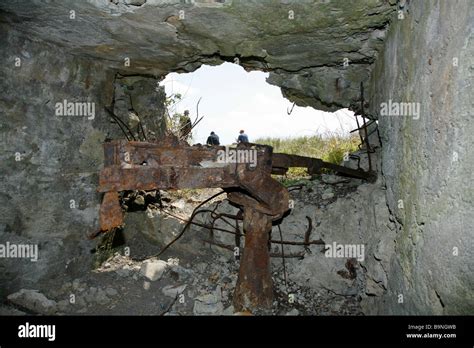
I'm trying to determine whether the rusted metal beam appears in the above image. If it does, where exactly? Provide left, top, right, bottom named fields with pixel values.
left=99, top=166, right=237, bottom=192
left=272, top=152, right=376, bottom=181
left=99, top=191, right=123, bottom=232
left=103, top=140, right=272, bottom=169
left=233, top=208, right=273, bottom=312
left=99, top=140, right=288, bottom=217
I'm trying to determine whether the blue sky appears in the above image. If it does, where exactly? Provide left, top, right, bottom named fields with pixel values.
left=161, top=62, right=359, bottom=145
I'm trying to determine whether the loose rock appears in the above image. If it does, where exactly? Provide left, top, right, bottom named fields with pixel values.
left=7, top=289, right=57, bottom=315
left=162, top=284, right=187, bottom=298
left=140, top=260, right=168, bottom=281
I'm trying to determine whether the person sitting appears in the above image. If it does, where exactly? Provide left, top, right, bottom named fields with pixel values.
left=206, top=131, right=220, bottom=145
left=237, top=130, right=249, bottom=143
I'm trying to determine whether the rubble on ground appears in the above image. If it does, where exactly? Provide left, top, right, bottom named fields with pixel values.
left=3, top=174, right=388, bottom=315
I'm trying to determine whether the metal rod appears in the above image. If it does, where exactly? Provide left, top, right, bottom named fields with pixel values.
left=278, top=224, right=287, bottom=288
left=360, top=82, right=373, bottom=173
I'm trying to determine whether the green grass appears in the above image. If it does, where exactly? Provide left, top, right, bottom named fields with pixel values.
left=255, top=133, right=360, bottom=184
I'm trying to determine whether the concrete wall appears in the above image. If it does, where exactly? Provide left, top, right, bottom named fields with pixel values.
left=0, top=28, right=112, bottom=297
left=366, top=0, right=473, bottom=314
left=0, top=28, right=166, bottom=298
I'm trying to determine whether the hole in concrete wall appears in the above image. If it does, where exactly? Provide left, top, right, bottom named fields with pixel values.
left=160, top=62, right=365, bottom=146
left=154, top=62, right=378, bottom=201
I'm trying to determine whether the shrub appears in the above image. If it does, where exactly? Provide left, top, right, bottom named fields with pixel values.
left=255, top=133, right=360, bottom=184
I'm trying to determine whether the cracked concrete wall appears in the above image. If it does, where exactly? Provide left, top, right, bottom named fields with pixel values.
left=112, top=74, right=168, bottom=141
left=0, top=30, right=106, bottom=297
left=0, top=0, right=396, bottom=111
left=0, top=28, right=167, bottom=298
left=365, top=0, right=473, bottom=314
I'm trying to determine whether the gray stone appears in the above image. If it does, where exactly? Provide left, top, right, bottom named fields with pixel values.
left=61, top=282, right=72, bottom=293
left=7, top=289, right=57, bottom=315
left=365, top=278, right=385, bottom=297
left=140, top=260, right=168, bottom=281
left=115, top=268, right=132, bottom=278
left=162, top=284, right=187, bottom=298
left=0, top=304, right=26, bottom=315
left=105, top=288, right=118, bottom=297
left=321, top=191, right=334, bottom=200
left=74, top=296, right=86, bottom=308
left=57, top=299, right=70, bottom=312
left=72, top=279, right=81, bottom=291
left=193, top=287, right=224, bottom=315
left=321, top=174, right=348, bottom=184
left=286, top=308, right=299, bottom=316
left=84, top=288, right=98, bottom=304
left=167, top=263, right=194, bottom=281
left=286, top=245, right=359, bottom=296
left=96, top=288, right=110, bottom=305
left=222, top=305, right=235, bottom=315
left=195, top=262, right=209, bottom=274
left=171, top=199, right=186, bottom=210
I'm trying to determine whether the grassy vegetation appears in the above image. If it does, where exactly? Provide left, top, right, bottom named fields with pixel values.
left=255, top=133, right=360, bottom=185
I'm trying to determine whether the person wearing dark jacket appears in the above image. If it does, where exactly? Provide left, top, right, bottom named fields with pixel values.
left=237, top=130, right=249, bottom=143
left=206, top=131, right=220, bottom=145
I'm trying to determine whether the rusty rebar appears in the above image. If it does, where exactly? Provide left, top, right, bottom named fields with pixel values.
left=160, top=208, right=324, bottom=247
left=202, top=239, right=305, bottom=259
left=104, top=106, right=136, bottom=141
left=304, top=216, right=312, bottom=253
left=360, top=82, right=372, bottom=173
left=138, top=121, right=147, bottom=142
left=145, top=190, right=227, bottom=260
left=277, top=224, right=287, bottom=288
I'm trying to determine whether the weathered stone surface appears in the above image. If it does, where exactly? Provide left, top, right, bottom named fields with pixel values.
left=321, top=189, right=334, bottom=200
left=193, top=287, right=224, bottom=315
left=122, top=209, right=206, bottom=260
left=365, top=0, right=474, bottom=314
left=0, top=30, right=114, bottom=296
left=7, top=289, right=57, bottom=314
left=277, top=180, right=393, bottom=298
left=162, top=284, right=187, bottom=298
left=289, top=255, right=359, bottom=296
left=112, top=74, right=167, bottom=141
left=0, top=0, right=396, bottom=111
left=286, top=308, right=299, bottom=316
left=105, top=288, right=119, bottom=297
